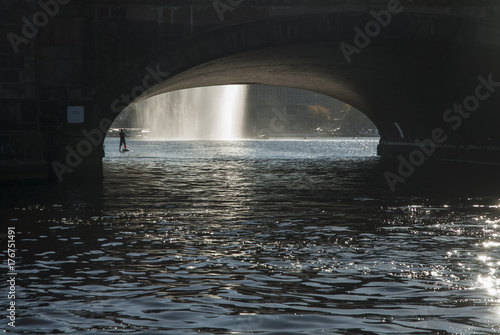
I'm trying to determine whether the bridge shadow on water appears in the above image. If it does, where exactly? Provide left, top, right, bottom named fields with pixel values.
left=3, top=155, right=500, bottom=221
left=379, top=158, right=500, bottom=199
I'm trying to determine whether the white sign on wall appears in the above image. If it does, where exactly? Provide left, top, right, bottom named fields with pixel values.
left=67, top=106, right=85, bottom=123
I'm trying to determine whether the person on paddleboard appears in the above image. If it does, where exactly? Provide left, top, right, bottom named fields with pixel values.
left=119, top=129, right=127, bottom=151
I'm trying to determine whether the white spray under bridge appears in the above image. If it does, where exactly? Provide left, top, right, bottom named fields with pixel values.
left=129, top=85, right=248, bottom=140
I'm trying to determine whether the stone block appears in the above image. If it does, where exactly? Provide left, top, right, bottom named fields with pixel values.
left=10, top=55, right=26, bottom=69
left=126, top=5, right=158, bottom=21
left=0, top=54, right=9, bottom=68
left=96, top=6, right=111, bottom=18
left=0, top=83, right=36, bottom=99
left=0, top=54, right=24, bottom=68
left=54, top=17, right=84, bottom=45
left=20, top=70, right=36, bottom=84
left=0, top=23, right=18, bottom=38
left=24, top=56, right=35, bottom=70
left=38, top=100, right=66, bottom=124
left=0, top=100, right=37, bottom=128
left=128, top=20, right=158, bottom=34
left=0, top=69, right=19, bottom=84
left=67, top=87, right=83, bottom=101
left=55, top=60, right=84, bottom=86
left=191, top=6, right=217, bottom=24
left=110, top=6, right=127, bottom=18
left=38, top=58, right=56, bottom=86
left=0, top=9, right=24, bottom=25
left=40, top=45, right=82, bottom=60
left=0, top=129, right=47, bottom=181
left=172, top=6, right=191, bottom=25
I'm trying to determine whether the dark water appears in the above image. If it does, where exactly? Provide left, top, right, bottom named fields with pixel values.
left=1, top=138, right=499, bottom=334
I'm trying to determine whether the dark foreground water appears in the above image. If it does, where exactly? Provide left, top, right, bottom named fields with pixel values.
left=1, top=138, right=500, bottom=334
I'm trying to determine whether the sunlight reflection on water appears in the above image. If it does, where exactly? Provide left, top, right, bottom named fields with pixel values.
left=2, top=139, right=500, bottom=334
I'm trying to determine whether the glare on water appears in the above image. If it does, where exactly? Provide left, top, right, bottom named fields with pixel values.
left=2, top=139, right=500, bottom=334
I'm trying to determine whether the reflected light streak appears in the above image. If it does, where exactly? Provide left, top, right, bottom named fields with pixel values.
left=478, top=275, right=500, bottom=296
left=483, top=241, right=500, bottom=248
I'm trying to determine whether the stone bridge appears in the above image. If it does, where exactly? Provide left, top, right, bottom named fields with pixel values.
left=1, top=0, right=500, bottom=182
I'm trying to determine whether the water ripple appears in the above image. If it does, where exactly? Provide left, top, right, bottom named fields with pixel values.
left=3, top=139, right=500, bottom=334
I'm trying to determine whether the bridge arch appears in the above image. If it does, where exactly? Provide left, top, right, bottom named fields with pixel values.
left=33, top=8, right=500, bottom=183
left=93, top=11, right=500, bottom=158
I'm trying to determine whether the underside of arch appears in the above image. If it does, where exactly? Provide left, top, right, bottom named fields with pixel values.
left=94, top=12, right=500, bottom=163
